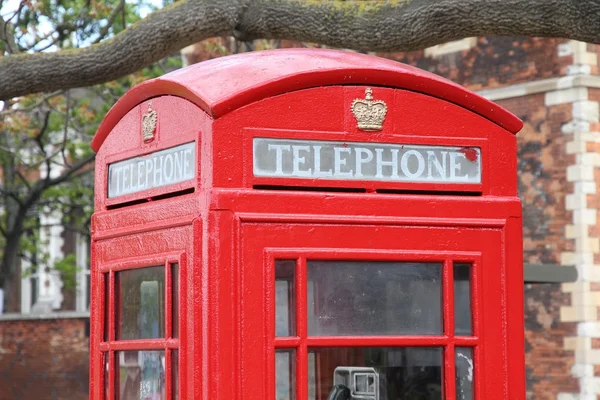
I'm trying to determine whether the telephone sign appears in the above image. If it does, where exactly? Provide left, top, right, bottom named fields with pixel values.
left=90, top=49, right=525, bottom=400
left=107, top=142, right=195, bottom=198
left=253, top=138, right=482, bottom=184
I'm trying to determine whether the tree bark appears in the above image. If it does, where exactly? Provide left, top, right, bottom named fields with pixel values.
left=1, top=0, right=600, bottom=100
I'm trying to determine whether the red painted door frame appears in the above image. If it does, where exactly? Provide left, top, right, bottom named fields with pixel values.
left=238, top=218, right=520, bottom=400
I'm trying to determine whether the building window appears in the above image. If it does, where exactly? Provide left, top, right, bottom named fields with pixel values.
left=76, top=233, right=91, bottom=312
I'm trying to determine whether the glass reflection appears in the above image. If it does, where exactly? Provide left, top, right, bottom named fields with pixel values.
left=456, top=347, right=474, bottom=400
left=308, top=261, right=442, bottom=336
left=117, top=350, right=165, bottom=400
left=309, top=347, right=443, bottom=400
left=173, top=350, right=179, bottom=400
left=104, top=352, right=110, bottom=400
left=117, top=266, right=165, bottom=340
left=276, top=350, right=295, bottom=400
left=276, top=260, right=296, bottom=337
left=172, top=264, right=179, bottom=338
left=454, top=264, right=472, bottom=335
left=104, top=274, right=110, bottom=341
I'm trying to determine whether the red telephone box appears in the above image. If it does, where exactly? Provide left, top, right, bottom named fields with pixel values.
left=90, top=49, right=525, bottom=400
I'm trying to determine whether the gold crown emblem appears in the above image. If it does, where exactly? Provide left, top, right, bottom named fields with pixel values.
left=351, top=88, right=387, bottom=131
left=142, top=102, right=157, bottom=142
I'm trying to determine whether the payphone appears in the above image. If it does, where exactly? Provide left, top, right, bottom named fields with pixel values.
left=90, top=49, right=524, bottom=400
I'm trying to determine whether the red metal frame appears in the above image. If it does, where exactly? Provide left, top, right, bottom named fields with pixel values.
left=97, top=252, right=185, bottom=400
left=269, top=253, right=482, bottom=400
left=241, top=224, right=496, bottom=400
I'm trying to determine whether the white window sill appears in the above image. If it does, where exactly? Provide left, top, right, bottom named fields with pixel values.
left=0, top=311, right=90, bottom=321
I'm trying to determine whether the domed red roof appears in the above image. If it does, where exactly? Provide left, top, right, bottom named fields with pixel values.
left=92, top=48, right=522, bottom=151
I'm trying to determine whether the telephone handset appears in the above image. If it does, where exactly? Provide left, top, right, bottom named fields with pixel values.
left=329, top=367, right=383, bottom=400
left=327, top=385, right=351, bottom=400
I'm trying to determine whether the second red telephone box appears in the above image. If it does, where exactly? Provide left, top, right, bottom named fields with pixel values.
left=90, top=49, right=525, bottom=400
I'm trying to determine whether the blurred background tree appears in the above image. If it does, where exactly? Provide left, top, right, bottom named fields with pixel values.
left=0, top=0, right=181, bottom=312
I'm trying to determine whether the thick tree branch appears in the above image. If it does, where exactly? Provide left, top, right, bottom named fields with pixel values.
left=1, top=0, right=600, bottom=100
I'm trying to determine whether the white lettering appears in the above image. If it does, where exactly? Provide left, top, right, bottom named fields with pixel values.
left=145, top=159, right=153, bottom=188
left=108, top=142, right=196, bottom=198
left=183, top=148, right=193, bottom=179
left=450, top=152, right=469, bottom=181
left=292, top=145, right=312, bottom=177
left=129, top=163, right=137, bottom=191
left=400, top=150, right=425, bottom=179
left=153, top=155, right=163, bottom=186
left=355, top=148, right=373, bottom=178
left=252, top=138, right=481, bottom=186
left=334, top=147, right=353, bottom=177
left=137, top=161, right=145, bottom=190
left=121, top=165, right=129, bottom=194
left=174, top=151, right=183, bottom=180
left=164, top=154, right=174, bottom=182
left=113, top=166, right=121, bottom=196
left=268, top=144, right=291, bottom=175
left=427, top=150, right=447, bottom=180
left=313, top=145, right=333, bottom=177
left=375, top=148, right=399, bottom=179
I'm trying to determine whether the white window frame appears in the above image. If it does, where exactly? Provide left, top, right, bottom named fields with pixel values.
left=76, top=233, right=91, bottom=312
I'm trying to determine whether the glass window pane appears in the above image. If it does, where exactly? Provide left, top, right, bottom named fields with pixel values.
left=172, top=263, right=179, bottom=338
left=456, top=347, right=474, bottom=400
left=104, top=352, right=110, bottom=400
left=276, top=260, right=296, bottom=337
left=86, top=273, right=91, bottom=310
left=276, top=350, right=295, bottom=400
left=31, top=276, right=38, bottom=310
left=117, top=266, right=165, bottom=340
left=307, top=261, right=442, bottom=336
left=104, top=274, right=110, bottom=341
left=454, top=263, right=472, bottom=335
left=308, top=347, right=443, bottom=400
left=117, top=350, right=165, bottom=400
left=308, top=352, right=316, bottom=400
left=172, top=350, right=179, bottom=400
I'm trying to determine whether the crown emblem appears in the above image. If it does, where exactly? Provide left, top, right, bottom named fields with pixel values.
left=142, top=102, right=157, bottom=142
left=351, top=88, right=387, bottom=131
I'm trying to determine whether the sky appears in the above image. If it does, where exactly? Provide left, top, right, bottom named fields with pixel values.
left=1, top=0, right=163, bottom=52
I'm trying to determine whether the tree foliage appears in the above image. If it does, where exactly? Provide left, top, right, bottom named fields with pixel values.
left=0, top=0, right=180, bottom=312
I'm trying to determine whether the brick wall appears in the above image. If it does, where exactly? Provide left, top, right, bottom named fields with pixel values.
left=0, top=317, right=89, bottom=400
left=493, top=92, right=579, bottom=398
left=378, top=37, right=571, bottom=91
left=525, top=284, right=579, bottom=399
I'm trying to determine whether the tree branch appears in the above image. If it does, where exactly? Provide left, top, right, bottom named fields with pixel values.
left=0, top=91, right=64, bottom=115
left=93, top=0, right=126, bottom=44
left=1, top=0, right=600, bottom=100
left=0, top=9, right=19, bottom=54
left=24, top=153, right=96, bottom=210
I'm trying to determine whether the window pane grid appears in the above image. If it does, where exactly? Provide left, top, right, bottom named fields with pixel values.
left=101, top=258, right=181, bottom=400
left=272, top=255, right=479, bottom=400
